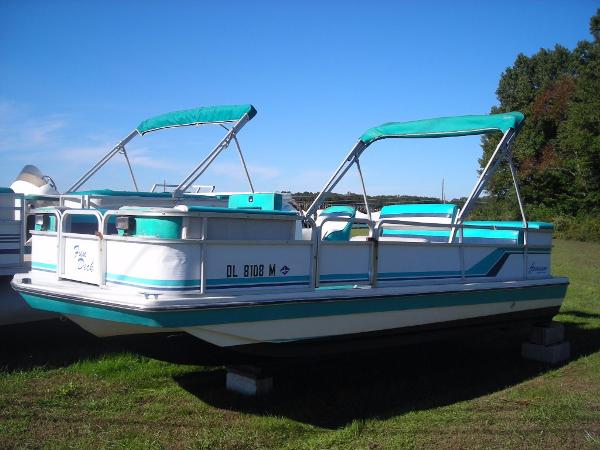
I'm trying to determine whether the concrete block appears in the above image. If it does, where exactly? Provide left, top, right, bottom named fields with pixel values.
left=529, top=322, right=565, bottom=346
left=522, top=341, right=571, bottom=364
left=226, top=365, right=273, bottom=396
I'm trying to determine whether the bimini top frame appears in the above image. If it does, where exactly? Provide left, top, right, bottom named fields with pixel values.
left=305, top=111, right=526, bottom=232
left=67, top=104, right=258, bottom=196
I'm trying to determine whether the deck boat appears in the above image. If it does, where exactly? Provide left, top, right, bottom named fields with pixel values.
left=11, top=111, right=568, bottom=354
left=2, top=104, right=300, bottom=325
left=0, top=186, right=56, bottom=324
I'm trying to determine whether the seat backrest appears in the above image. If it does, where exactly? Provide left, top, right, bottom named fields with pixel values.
left=317, top=206, right=356, bottom=241
left=379, top=204, right=458, bottom=241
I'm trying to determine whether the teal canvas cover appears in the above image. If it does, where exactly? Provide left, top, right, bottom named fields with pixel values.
left=360, top=112, right=524, bottom=144
left=0, top=187, right=14, bottom=194
left=136, top=104, right=257, bottom=135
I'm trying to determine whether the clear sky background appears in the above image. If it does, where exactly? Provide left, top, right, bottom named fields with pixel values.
left=0, top=1, right=597, bottom=199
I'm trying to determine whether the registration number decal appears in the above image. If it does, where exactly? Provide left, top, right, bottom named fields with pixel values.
left=226, top=264, right=290, bottom=278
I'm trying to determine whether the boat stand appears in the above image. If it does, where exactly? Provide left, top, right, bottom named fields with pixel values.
left=522, top=322, right=570, bottom=364
left=225, top=364, right=274, bottom=396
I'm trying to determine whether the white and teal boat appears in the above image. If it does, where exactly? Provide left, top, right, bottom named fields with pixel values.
left=11, top=111, right=568, bottom=355
left=0, top=186, right=55, bottom=325
left=3, top=104, right=298, bottom=326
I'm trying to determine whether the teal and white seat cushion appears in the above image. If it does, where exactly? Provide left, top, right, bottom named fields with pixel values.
left=317, top=206, right=356, bottom=241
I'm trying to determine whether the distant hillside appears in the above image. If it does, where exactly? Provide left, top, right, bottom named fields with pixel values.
left=290, top=191, right=469, bottom=212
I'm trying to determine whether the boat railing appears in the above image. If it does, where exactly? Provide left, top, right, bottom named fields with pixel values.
left=28, top=207, right=64, bottom=277
left=374, top=217, right=551, bottom=281
left=313, top=216, right=375, bottom=288
left=150, top=183, right=216, bottom=193
left=57, top=209, right=104, bottom=285
left=31, top=206, right=552, bottom=291
left=0, top=191, right=26, bottom=273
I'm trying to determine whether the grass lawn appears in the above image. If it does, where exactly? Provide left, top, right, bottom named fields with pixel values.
left=1, top=240, right=599, bottom=449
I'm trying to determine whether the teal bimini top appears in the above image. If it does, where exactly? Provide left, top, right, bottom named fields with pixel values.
left=360, top=112, right=524, bottom=145
left=0, top=187, right=15, bottom=194
left=136, top=104, right=257, bottom=135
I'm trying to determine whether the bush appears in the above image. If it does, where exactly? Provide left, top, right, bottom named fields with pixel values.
left=554, top=214, right=600, bottom=242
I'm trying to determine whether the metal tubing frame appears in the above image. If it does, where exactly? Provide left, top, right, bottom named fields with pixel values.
left=221, top=124, right=255, bottom=193
left=55, top=209, right=104, bottom=284
left=67, top=130, right=139, bottom=193
left=449, top=129, right=521, bottom=242
left=454, top=129, right=516, bottom=225
left=120, top=146, right=139, bottom=191
left=150, top=183, right=216, bottom=193
left=306, top=128, right=522, bottom=221
left=305, top=140, right=367, bottom=218
left=355, top=158, right=371, bottom=221
left=174, top=113, right=252, bottom=196
left=313, top=215, right=374, bottom=288
left=68, top=113, right=253, bottom=195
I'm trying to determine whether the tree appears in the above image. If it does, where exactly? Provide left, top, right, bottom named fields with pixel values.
left=479, top=9, right=600, bottom=218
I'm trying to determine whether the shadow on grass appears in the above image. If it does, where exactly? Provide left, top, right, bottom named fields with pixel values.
left=0, top=318, right=261, bottom=372
left=174, top=323, right=600, bottom=429
left=0, top=319, right=109, bottom=372
left=2, top=318, right=599, bottom=429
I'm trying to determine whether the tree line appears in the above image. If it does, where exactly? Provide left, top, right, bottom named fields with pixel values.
left=477, top=9, right=600, bottom=240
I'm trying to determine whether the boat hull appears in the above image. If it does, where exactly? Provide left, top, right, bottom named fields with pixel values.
left=0, top=276, right=56, bottom=326
left=13, top=276, right=568, bottom=356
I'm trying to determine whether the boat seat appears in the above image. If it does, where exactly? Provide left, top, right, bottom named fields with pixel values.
left=379, top=203, right=459, bottom=242
left=463, top=221, right=553, bottom=231
left=317, top=206, right=356, bottom=241
left=382, top=221, right=528, bottom=245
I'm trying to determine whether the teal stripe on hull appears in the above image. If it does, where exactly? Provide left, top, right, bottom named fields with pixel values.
left=31, top=261, right=56, bottom=271
left=379, top=248, right=550, bottom=280
left=19, top=283, right=567, bottom=329
left=106, top=273, right=201, bottom=287
left=320, top=273, right=369, bottom=282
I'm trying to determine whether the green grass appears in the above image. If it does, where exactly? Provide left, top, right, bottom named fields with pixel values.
left=1, top=239, right=599, bottom=449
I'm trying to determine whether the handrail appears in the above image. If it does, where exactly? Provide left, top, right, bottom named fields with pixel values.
left=29, top=207, right=65, bottom=280
left=39, top=204, right=543, bottom=294
left=60, top=209, right=103, bottom=233
left=150, top=183, right=216, bottom=193
left=375, top=218, right=535, bottom=234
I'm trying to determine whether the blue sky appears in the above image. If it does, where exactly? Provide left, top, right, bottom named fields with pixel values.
left=0, top=1, right=597, bottom=198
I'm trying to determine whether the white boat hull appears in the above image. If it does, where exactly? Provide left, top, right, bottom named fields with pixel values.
left=13, top=273, right=567, bottom=355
